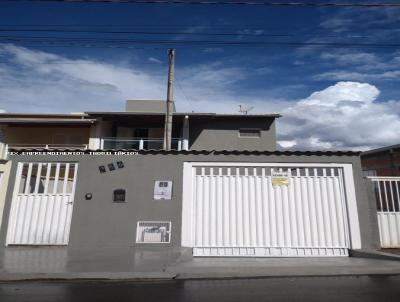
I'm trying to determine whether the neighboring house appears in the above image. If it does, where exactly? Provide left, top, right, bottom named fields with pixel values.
left=0, top=113, right=95, bottom=150
left=361, top=144, right=400, bottom=176
left=0, top=99, right=381, bottom=267
left=0, top=100, right=280, bottom=151
left=361, top=145, right=400, bottom=249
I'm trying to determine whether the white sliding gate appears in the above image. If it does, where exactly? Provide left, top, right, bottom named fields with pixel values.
left=6, top=162, right=78, bottom=245
left=369, top=177, right=400, bottom=248
left=182, top=163, right=361, bottom=257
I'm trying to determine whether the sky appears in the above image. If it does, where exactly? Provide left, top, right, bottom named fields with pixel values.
left=0, top=0, right=399, bottom=151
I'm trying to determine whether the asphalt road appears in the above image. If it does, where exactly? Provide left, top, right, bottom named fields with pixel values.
left=1, top=276, right=400, bottom=302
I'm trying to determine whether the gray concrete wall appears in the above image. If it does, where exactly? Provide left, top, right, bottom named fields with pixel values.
left=0, top=161, right=11, bottom=233
left=0, top=153, right=379, bottom=252
left=189, top=117, right=276, bottom=151
left=362, top=178, right=381, bottom=250
left=125, top=100, right=176, bottom=113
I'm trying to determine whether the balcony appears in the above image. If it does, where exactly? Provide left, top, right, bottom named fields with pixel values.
left=101, top=138, right=187, bottom=151
left=9, top=144, right=89, bottom=150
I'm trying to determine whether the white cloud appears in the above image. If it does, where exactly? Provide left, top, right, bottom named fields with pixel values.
left=148, top=57, right=162, bottom=64
left=1, top=44, right=400, bottom=151
left=202, top=48, right=223, bottom=53
left=299, top=82, right=378, bottom=107
left=277, top=140, right=297, bottom=149
left=319, top=8, right=400, bottom=34
left=0, top=44, right=166, bottom=112
left=313, top=70, right=400, bottom=81
left=0, top=43, right=284, bottom=115
left=318, top=51, right=400, bottom=81
left=320, top=52, right=380, bottom=67
left=279, top=81, right=400, bottom=151
left=255, top=67, right=272, bottom=75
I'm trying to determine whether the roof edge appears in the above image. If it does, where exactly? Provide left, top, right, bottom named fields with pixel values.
left=85, top=112, right=281, bottom=118
left=362, top=144, right=400, bottom=155
left=8, top=148, right=360, bottom=156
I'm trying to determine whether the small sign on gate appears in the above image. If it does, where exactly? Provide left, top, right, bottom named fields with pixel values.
left=271, top=171, right=289, bottom=186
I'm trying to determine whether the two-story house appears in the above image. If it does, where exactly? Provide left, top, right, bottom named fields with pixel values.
left=0, top=100, right=278, bottom=152
left=0, top=99, right=379, bottom=269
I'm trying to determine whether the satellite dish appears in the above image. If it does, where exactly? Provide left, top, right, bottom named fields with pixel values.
left=238, top=104, right=254, bottom=115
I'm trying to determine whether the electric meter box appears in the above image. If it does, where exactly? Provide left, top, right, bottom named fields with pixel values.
left=154, top=180, right=173, bottom=200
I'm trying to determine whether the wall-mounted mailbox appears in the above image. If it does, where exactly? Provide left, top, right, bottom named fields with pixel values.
left=113, top=189, right=126, bottom=203
left=154, top=181, right=173, bottom=200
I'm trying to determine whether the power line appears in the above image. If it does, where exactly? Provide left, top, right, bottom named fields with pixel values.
left=0, top=24, right=317, bottom=28
left=0, top=27, right=379, bottom=39
left=0, top=28, right=296, bottom=37
left=1, top=36, right=399, bottom=49
left=2, top=1, right=400, bottom=7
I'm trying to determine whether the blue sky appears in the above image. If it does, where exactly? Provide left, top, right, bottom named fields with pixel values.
left=0, top=1, right=399, bottom=150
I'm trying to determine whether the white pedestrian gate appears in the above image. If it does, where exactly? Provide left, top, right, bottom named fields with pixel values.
left=369, top=177, right=400, bottom=248
left=6, top=162, right=78, bottom=245
left=182, top=163, right=361, bottom=257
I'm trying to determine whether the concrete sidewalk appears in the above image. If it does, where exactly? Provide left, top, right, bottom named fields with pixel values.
left=171, top=257, right=400, bottom=279
left=1, top=246, right=400, bottom=281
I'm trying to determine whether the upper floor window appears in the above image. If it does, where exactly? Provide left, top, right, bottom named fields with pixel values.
left=239, top=128, right=261, bottom=138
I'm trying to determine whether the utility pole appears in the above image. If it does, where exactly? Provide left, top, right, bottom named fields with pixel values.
left=164, top=48, right=175, bottom=150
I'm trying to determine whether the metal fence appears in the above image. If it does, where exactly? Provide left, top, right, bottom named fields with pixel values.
left=101, top=137, right=185, bottom=150
left=369, top=177, right=400, bottom=212
left=368, top=177, right=400, bottom=248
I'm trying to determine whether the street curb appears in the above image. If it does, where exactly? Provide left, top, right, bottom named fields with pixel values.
left=350, top=250, right=400, bottom=261
left=174, top=271, right=400, bottom=280
left=2, top=269, right=400, bottom=282
left=0, top=272, right=177, bottom=282
left=2, top=271, right=400, bottom=282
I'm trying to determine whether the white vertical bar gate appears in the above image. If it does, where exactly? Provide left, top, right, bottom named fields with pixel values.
left=369, top=177, right=400, bottom=248
left=182, top=163, right=359, bottom=257
left=6, top=162, right=78, bottom=245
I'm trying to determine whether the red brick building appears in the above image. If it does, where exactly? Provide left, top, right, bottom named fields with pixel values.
left=361, top=144, right=400, bottom=176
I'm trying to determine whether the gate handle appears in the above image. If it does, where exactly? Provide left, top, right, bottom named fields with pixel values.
left=66, top=202, right=73, bottom=205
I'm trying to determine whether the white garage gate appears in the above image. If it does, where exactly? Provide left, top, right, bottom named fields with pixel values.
left=182, top=163, right=361, bottom=257
left=6, top=162, right=78, bottom=245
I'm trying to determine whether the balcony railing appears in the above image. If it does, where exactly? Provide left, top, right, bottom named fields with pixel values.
left=101, top=138, right=186, bottom=151
left=9, top=144, right=89, bottom=150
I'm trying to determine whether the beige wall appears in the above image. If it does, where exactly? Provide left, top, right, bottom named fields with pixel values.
left=0, top=161, right=11, bottom=232
left=4, top=126, right=91, bottom=146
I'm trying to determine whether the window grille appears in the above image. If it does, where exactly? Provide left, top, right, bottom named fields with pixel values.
left=18, top=162, right=77, bottom=195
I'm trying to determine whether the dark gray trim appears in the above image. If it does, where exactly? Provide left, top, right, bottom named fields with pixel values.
left=362, top=144, right=400, bottom=156
left=85, top=112, right=282, bottom=118
left=7, top=149, right=361, bottom=156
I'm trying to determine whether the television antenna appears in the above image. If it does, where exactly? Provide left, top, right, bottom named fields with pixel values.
left=238, top=104, right=254, bottom=115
